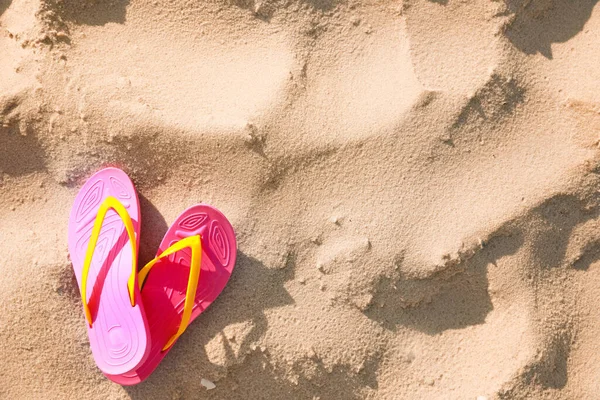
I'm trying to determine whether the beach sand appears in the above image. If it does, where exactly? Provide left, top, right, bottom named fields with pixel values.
left=1, top=0, right=600, bottom=398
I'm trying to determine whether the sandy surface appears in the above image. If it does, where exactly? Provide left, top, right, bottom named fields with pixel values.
left=1, top=0, right=600, bottom=398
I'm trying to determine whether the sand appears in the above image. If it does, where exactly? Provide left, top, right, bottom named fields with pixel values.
left=1, top=0, right=600, bottom=398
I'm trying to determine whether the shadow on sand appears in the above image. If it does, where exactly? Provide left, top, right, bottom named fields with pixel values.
left=45, top=0, right=130, bottom=26
left=123, top=250, right=373, bottom=399
left=504, top=0, right=599, bottom=59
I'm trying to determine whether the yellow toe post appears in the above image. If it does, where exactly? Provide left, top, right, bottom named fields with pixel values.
left=81, top=196, right=138, bottom=327
left=139, top=235, right=202, bottom=351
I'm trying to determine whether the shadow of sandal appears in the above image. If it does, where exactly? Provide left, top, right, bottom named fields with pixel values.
left=137, top=194, right=168, bottom=267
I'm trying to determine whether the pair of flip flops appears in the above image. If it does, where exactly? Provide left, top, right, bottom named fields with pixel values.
left=67, top=168, right=237, bottom=384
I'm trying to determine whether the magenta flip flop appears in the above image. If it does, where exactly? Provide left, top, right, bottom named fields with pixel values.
left=68, top=167, right=150, bottom=377
left=108, top=204, right=237, bottom=385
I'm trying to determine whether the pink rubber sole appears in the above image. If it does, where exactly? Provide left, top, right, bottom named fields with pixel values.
left=108, top=204, right=237, bottom=385
left=68, top=167, right=150, bottom=377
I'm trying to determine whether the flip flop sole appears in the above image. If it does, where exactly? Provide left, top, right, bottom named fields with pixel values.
left=110, top=204, right=237, bottom=385
left=68, top=167, right=150, bottom=376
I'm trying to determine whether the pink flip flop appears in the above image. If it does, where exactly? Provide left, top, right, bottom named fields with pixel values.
left=68, top=167, right=150, bottom=377
left=108, top=204, right=237, bottom=385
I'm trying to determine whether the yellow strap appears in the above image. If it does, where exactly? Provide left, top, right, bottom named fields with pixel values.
left=81, top=196, right=138, bottom=327
left=138, top=235, right=202, bottom=351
